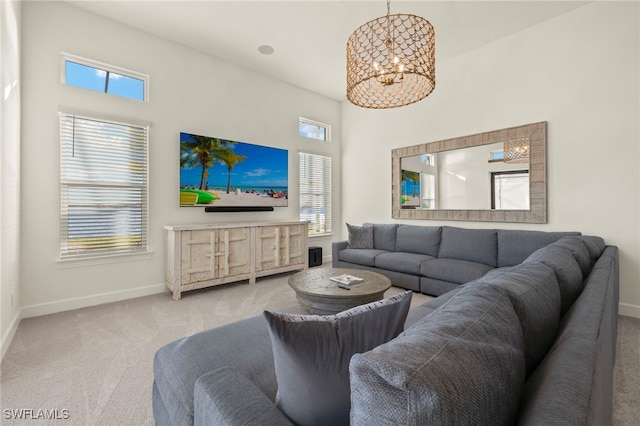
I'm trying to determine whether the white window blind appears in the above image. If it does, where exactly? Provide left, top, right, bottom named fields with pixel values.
left=59, top=112, right=149, bottom=260
left=299, top=152, right=332, bottom=236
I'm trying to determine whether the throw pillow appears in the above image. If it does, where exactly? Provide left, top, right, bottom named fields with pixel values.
left=263, top=291, right=412, bottom=426
left=346, top=223, right=374, bottom=249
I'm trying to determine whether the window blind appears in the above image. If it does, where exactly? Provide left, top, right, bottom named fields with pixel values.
left=59, top=112, right=149, bottom=260
left=299, top=152, right=332, bottom=236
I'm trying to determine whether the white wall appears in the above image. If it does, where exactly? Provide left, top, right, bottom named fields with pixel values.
left=18, top=1, right=341, bottom=318
left=1, top=0, right=22, bottom=357
left=342, top=2, right=640, bottom=317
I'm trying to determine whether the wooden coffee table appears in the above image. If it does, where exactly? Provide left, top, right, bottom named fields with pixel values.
left=288, top=267, right=392, bottom=315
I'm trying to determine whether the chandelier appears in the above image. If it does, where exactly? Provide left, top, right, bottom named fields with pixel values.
left=346, top=0, right=435, bottom=109
left=504, top=138, right=530, bottom=164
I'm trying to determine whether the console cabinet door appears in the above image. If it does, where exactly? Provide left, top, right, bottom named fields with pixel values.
left=181, top=228, right=251, bottom=284
left=255, top=224, right=306, bottom=272
left=181, top=229, right=216, bottom=284
left=222, top=227, right=252, bottom=277
left=285, top=223, right=307, bottom=267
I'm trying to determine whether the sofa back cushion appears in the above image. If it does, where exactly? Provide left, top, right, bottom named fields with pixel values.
left=482, top=263, right=561, bottom=376
left=395, top=224, right=441, bottom=256
left=524, top=245, right=584, bottom=315
left=576, top=235, right=605, bottom=263
left=497, top=229, right=581, bottom=267
left=437, top=226, right=498, bottom=267
left=364, top=222, right=398, bottom=251
left=264, top=291, right=412, bottom=426
left=553, top=236, right=592, bottom=277
left=350, top=285, right=525, bottom=426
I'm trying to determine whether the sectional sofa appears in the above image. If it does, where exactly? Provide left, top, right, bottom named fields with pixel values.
left=153, top=225, right=618, bottom=426
left=333, top=223, right=582, bottom=296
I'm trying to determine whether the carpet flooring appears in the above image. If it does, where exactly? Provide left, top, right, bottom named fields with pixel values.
left=0, top=270, right=638, bottom=425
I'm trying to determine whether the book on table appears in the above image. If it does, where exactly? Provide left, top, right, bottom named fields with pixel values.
left=330, top=274, right=364, bottom=286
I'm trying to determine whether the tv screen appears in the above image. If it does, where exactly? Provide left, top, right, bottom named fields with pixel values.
left=180, top=132, right=288, bottom=207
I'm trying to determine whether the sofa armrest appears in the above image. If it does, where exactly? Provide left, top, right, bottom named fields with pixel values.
left=332, top=240, right=348, bottom=267
left=194, top=367, right=294, bottom=426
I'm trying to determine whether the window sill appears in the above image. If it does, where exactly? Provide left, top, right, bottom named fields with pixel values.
left=309, top=233, right=333, bottom=238
left=57, top=250, right=153, bottom=269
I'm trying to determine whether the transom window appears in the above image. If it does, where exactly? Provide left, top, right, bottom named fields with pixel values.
left=59, top=111, right=149, bottom=260
left=62, top=53, right=148, bottom=101
left=299, top=117, right=330, bottom=142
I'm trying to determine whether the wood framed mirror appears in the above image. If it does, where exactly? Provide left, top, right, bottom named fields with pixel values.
left=392, top=121, right=546, bottom=223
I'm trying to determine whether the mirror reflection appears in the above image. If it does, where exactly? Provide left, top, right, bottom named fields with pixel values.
left=400, top=139, right=530, bottom=210
left=391, top=121, right=546, bottom=223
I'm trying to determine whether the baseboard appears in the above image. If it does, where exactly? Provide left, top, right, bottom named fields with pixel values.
left=1, top=311, right=22, bottom=361
left=619, top=302, right=640, bottom=319
left=20, top=283, right=167, bottom=320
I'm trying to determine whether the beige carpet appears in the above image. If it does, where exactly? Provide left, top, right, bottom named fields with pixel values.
left=0, top=271, right=638, bottom=425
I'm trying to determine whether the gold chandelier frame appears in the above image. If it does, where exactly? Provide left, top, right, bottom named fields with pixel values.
left=346, top=0, right=435, bottom=109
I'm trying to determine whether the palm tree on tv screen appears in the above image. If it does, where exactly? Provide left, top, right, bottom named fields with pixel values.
left=217, top=150, right=247, bottom=193
left=402, top=170, right=420, bottom=197
left=180, top=135, right=235, bottom=190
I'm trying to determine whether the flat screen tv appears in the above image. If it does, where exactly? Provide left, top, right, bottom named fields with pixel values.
left=180, top=132, right=288, bottom=208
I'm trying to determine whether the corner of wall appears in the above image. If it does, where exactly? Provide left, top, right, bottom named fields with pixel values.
left=0, top=309, right=21, bottom=360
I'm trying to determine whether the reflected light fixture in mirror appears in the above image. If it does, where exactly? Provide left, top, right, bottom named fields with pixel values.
left=392, top=122, right=547, bottom=223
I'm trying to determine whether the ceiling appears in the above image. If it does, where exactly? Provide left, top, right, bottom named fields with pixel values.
left=65, top=1, right=590, bottom=102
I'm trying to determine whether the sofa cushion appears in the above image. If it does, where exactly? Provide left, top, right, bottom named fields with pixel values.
left=395, top=224, right=441, bottom=256
left=338, top=248, right=387, bottom=267
left=152, top=314, right=278, bottom=421
left=497, top=229, right=581, bottom=267
left=350, top=285, right=525, bottom=425
left=483, top=263, right=561, bottom=376
left=346, top=223, right=374, bottom=249
left=364, top=222, right=398, bottom=251
left=375, top=251, right=435, bottom=275
left=576, top=235, right=605, bottom=263
left=553, top=236, right=592, bottom=277
left=420, top=257, right=494, bottom=284
left=263, top=291, right=412, bottom=426
left=438, top=226, right=498, bottom=267
left=524, top=245, right=584, bottom=315
left=194, top=367, right=295, bottom=426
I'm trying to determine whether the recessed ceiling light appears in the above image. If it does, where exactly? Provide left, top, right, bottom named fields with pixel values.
left=258, top=45, right=275, bottom=55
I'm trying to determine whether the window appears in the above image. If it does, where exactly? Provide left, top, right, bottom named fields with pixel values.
left=299, top=153, right=332, bottom=236
left=420, top=154, right=434, bottom=166
left=62, top=53, right=147, bottom=101
left=299, top=117, right=330, bottom=141
left=491, top=171, right=530, bottom=210
left=59, top=111, right=149, bottom=260
left=489, top=150, right=505, bottom=162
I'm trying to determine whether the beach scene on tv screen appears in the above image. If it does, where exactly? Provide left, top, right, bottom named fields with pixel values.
left=180, top=132, right=288, bottom=207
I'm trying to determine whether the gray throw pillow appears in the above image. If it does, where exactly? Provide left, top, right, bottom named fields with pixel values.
left=346, top=223, right=374, bottom=249
left=263, top=291, right=412, bottom=426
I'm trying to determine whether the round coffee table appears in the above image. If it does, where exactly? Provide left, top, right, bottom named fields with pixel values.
left=288, top=267, right=392, bottom=315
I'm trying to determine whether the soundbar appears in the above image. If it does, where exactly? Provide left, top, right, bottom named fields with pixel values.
left=205, top=206, right=274, bottom=212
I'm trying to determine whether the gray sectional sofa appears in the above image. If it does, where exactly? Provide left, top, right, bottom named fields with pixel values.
left=333, top=223, right=582, bottom=296
left=153, top=225, right=619, bottom=426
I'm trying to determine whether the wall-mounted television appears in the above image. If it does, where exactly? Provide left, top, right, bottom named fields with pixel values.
left=180, top=132, right=288, bottom=208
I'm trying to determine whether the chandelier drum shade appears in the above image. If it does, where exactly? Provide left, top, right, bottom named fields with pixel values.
left=346, top=2, right=435, bottom=109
